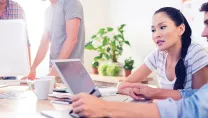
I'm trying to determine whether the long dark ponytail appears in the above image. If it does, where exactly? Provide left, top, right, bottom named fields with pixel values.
left=155, top=7, right=192, bottom=90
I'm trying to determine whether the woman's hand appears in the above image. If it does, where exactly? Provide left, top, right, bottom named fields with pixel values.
left=117, top=82, right=133, bottom=95
left=118, top=82, right=144, bottom=100
left=71, top=93, right=110, bottom=118
left=120, top=83, right=156, bottom=100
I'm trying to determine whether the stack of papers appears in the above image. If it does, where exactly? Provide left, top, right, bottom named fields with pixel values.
left=48, top=92, right=72, bottom=99
left=0, top=92, right=26, bottom=99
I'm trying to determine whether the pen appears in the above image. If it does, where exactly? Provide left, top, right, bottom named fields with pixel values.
left=69, top=87, right=97, bottom=114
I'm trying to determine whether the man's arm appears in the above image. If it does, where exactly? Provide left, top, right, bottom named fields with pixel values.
left=149, top=66, right=208, bottom=100
left=57, top=18, right=80, bottom=59
left=150, top=88, right=195, bottom=100
left=119, top=83, right=196, bottom=100
left=157, top=84, right=208, bottom=118
left=31, top=32, right=50, bottom=70
left=105, top=102, right=160, bottom=118
left=48, top=18, right=80, bottom=76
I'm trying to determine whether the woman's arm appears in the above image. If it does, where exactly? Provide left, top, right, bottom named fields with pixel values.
left=117, top=64, right=152, bottom=95
left=150, top=88, right=182, bottom=100
left=120, top=83, right=182, bottom=100
left=125, top=64, right=152, bottom=83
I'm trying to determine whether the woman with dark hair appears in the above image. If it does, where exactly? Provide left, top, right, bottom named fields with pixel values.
left=117, top=7, right=208, bottom=101
left=70, top=4, right=208, bottom=118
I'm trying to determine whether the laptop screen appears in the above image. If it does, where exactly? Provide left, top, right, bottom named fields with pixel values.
left=54, top=60, right=101, bottom=96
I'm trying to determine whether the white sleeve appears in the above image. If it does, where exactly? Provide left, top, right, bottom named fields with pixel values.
left=144, top=49, right=158, bottom=72
left=190, top=45, right=208, bottom=74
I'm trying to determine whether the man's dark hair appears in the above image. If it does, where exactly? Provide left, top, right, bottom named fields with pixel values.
left=200, top=2, right=208, bottom=12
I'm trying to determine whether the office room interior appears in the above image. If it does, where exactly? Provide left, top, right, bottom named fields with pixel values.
left=1, top=0, right=208, bottom=118
left=15, top=0, right=207, bottom=86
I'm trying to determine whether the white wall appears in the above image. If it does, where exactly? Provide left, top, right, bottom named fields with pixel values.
left=185, top=0, right=208, bottom=48
left=82, top=0, right=181, bottom=74
left=109, top=0, right=181, bottom=66
left=16, top=0, right=50, bottom=76
left=16, top=0, right=207, bottom=79
left=81, top=0, right=114, bottom=71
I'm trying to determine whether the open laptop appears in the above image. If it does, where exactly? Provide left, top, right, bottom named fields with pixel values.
left=0, top=20, right=30, bottom=85
left=41, top=59, right=129, bottom=118
left=51, top=59, right=127, bottom=99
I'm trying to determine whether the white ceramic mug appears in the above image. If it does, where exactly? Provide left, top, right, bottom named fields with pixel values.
left=34, top=79, right=50, bottom=100
left=39, top=76, right=55, bottom=93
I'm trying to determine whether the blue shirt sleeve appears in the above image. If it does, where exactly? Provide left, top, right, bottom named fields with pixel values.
left=179, top=89, right=197, bottom=98
left=157, top=98, right=178, bottom=118
left=157, top=84, right=208, bottom=118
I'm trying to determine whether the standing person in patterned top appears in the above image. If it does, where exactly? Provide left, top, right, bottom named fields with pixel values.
left=0, top=0, right=31, bottom=80
left=117, top=7, right=208, bottom=100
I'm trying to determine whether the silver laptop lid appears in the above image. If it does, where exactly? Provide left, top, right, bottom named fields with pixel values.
left=52, top=59, right=101, bottom=97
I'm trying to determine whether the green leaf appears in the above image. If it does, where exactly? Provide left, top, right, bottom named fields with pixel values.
left=117, top=34, right=124, bottom=40
left=98, top=28, right=105, bottom=35
left=85, top=41, right=95, bottom=50
left=120, top=24, right=126, bottom=29
left=116, top=46, right=123, bottom=51
left=124, top=41, right=130, bottom=46
left=111, top=41, right=116, bottom=47
left=91, top=35, right=97, bottom=39
left=92, top=61, right=99, bottom=68
left=107, top=47, right=111, bottom=52
left=113, top=35, right=118, bottom=40
left=103, top=54, right=111, bottom=60
left=118, top=24, right=126, bottom=32
left=102, top=36, right=108, bottom=46
left=124, top=57, right=134, bottom=70
left=97, top=45, right=103, bottom=49
left=85, top=45, right=95, bottom=50
left=107, top=27, right=113, bottom=32
left=94, top=53, right=103, bottom=61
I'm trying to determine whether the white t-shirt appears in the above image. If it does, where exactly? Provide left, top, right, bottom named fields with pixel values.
left=144, top=43, right=208, bottom=90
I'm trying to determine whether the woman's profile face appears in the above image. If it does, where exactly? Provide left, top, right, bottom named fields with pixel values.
left=151, top=12, right=183, bottom=51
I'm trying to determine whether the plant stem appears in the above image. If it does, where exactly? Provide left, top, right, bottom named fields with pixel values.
left=112, top=48, right=117, bottom=62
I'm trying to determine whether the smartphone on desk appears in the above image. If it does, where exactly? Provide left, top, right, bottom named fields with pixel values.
left=53, top=88, right=68, bottom=93
left=51, top=99, right=72, bottom=105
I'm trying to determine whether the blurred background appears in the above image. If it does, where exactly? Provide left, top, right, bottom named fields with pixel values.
left=15, top=0, right=208, bottom=85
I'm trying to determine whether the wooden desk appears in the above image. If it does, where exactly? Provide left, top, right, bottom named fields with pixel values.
left=0, top=85, right=71, bottom=118
left=90, top=74, right=153, bottom=87
left=0, top=83, right=155, bottom=118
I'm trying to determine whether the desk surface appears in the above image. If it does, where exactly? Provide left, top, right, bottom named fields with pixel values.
left=0, top=84, right=154, bottom=118
left=0, top=85, right=72, bottom=118
left=90, top=74, right=153, bottom=84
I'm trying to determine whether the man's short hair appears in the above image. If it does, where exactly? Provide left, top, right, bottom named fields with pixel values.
left=200, top=2, right=208, bottom=12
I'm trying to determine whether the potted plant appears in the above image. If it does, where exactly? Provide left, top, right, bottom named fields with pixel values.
left=92, top=60, right=99, bottom=74
left=124, top=57, right=134, bottom=77
left=98, top=64, right=120, bottom=76
left=85, top=24, right=130, bottom=63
